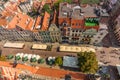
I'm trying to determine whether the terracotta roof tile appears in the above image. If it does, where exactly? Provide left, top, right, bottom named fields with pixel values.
left=34, top=16, right=41, bottom=28
left=8, top=13, right=34, bottom=30
left=0, top=61, right=87, bottom=80
left=1, top=10, right=14, bottom=17
left=0, top=17, right=7, bottom=26
left=0, top=61, right=12, bottom=67
left=41, top=12, right=50, bottom=31
left=71, top=19, right=84, bottom=29
left=45, top=0, right=58, bottom=4
left=16, top=64, right=37, bottom=73
left=36, top=67, right=86, bottom=80
left=18, top=0, right=27, bottom=3
left=0, top=61, right=38, bottom=73
left=45, top=0, right=52, bottom=4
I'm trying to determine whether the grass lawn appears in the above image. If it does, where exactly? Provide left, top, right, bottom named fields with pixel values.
left=85, top=22, right=98, bottom=26
left=81, top=0, right=100, bottom=4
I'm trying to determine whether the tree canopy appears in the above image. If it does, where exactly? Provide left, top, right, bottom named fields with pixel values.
left=77, top=51, right=98, bottom=74
left=81, top=0, right=100, bottom=4
left=55, top=57, right=63, bottom=66
left=0, top=56, right=6, bottom=61
left=53, top=0, right=72, bottom=11
left=43, top=4, right=51, bottom=14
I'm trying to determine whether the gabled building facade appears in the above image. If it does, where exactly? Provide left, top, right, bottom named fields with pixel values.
left=58, top=3, right=102, bottom=44
left=49, top=24, right=61, bottom=43
left=0, top=1, right=110, bottom=45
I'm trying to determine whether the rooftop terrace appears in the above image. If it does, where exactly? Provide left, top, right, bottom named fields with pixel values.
left=59, top=3, right=98, bottom=19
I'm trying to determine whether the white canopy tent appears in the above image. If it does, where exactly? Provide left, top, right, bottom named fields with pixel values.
left=4, top=42, right=25, bottom=49
left=59, top=45, right=96, bottom=53
left=28, top=54, right=32, bottom=59
left=32, top=54, right=37, bottom=58
left=16, top=53, right=20, bottom=56
left=20, top=53, right=24, bottom=58
left=23, top=54, right=28, bottom=57
left=48, top=56, right=53, bottom=61
left=36, top=55, right=40, bottom=60
left=32, top=44, right=47, bottom=50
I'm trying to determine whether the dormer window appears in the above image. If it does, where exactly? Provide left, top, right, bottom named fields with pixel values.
left=63, top=22, right=67, bottom=26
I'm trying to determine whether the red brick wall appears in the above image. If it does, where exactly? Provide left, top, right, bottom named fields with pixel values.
left=71, top=19, right=84, bottom=29
left=84, top=25, right=99, bottom=31
left=58, top=18, right=71, bottom=25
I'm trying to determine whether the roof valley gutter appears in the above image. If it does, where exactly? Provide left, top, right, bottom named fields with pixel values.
left=31, top=17, right=37, bottom=30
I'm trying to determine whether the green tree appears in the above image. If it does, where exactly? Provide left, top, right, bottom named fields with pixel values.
left=43, top=4, right=51, bottom=14
left=53, top=0, right=72, bottom=11
left=55, top=57, right=63, bottom=66
left=81, top=0, right=100, bottom=4
left=77, top=51, right=98, bottom=74
left=0, top=56, right=6, bottom=61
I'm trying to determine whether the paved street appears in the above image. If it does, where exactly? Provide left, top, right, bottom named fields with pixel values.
left=94, top=46, right=120, bottom=66
left=0, top=41, right=119, bottom=66
left=0, top=41, right=77, bottom=58
left=0, top=41, right=120, bottom=80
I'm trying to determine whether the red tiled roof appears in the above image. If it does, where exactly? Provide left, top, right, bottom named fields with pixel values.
left=0, top=61, right=38, bottom=73
left=36, top=67, right=86, bottom=80
left=18, top=0, right=27, bottom=3
left=1, top=10, right=14, bottom=17
left=16, top=64, right=37, bottom=73
left=71, top=19, right=84, bottom=29
left=0, top=61, right=12, bottom=67
left=41, top=12, right=50, bottom=31
left=34, top=16, right=41, bottom=28
left=84, top=25, right=99, bottom=31
left=52, top=10, right=57, bottom=24
left=0, top=17, right=7, bottom=26
left=45, top=0, right=58, bottom=4
left=45, top=0, right=52, bottom=4
left=7, top=13, right=34, bottom=30
left=0, top=61, right=87, bottom=80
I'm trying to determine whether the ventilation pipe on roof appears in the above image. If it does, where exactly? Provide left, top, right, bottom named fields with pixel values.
left=73, top=6, right=81, bottom=11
